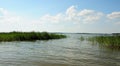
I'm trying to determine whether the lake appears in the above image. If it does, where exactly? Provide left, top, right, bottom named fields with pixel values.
left=0, top=34, right=120, bottom=66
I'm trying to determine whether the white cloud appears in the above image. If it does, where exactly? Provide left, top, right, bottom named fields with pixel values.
left=40, top=13, right=64, bottom=23
left=0, top=6, right=120, bottom=32
left=0, top=8, right=20, bottom=23
left=107, top=12, right=120, bottom=24
left=0, top=8, right=42, bottom=32
left=66, top=5, right=77, bottom=19
left=107, top=12, right=120, bottom=19
left=0, top=8, right=9, bottom=16
left=78, top=9, right=103, bottom=23
left=39, top=6, right=104, bottom=24
left=36, top=6, right=120, bottom=32
left=78, top=9, right=94, bottom=16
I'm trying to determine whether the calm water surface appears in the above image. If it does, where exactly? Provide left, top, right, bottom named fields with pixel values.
left=0, top=34, right=120, bottom=66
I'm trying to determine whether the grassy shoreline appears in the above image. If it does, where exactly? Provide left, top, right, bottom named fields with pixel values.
left=0, top=32, right=66, bottom=42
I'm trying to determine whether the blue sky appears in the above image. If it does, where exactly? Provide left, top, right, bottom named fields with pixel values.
left=0, top=0, right=120, bottom=33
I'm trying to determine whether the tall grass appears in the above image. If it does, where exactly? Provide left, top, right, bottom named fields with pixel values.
left=80, top=36, right=85, bottom=41
left=88, top=35, right=120, bottom=49
left=0, top=32, right=66, bottom=42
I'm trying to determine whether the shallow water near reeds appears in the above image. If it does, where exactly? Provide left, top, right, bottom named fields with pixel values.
left=0, top=34, right=120, bottom=66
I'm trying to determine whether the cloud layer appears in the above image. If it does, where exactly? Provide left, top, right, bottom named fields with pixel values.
left=39, top=6, right=120, bottom=25
left=0, top=8, right=20, bottom=23
left=0, top=6, right=120, bottom=32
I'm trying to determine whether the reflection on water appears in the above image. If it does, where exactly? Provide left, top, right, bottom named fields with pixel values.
left=0, top=34, right=120, bottom=66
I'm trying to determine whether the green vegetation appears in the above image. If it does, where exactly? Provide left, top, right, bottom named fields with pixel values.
left=88, top=35, right=120, bottom=49
left=0, top=32, right=66, bottom=42
left=80, top=36, right=85, bottom=41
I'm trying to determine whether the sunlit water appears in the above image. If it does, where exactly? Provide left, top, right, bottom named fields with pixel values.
left=0, top=34, right=120, bottom=66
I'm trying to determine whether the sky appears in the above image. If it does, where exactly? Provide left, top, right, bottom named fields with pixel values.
left=0, top=0, right=120, bottom=33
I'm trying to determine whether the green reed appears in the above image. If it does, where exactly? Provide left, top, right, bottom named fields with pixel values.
left=80, top=36, right=85, bottom=41
left=88, top=35, right=120, bottom=49
left=0, top=32, right=66, bottom=42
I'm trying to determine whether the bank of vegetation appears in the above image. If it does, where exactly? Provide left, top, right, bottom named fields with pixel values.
left=0, top=32, right=66, bottom=42
left=88, top=35, right=120, bottom=49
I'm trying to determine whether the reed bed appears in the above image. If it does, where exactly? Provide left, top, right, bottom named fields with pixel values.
left=80, top=36, right=85, bottom=41
left=88, top=35, right=120, bottom=49
left=0, top=32, right=66, bottom=42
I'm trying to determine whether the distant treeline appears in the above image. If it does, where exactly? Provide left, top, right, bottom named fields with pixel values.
left=0, top=31, right=66, bottom=42
left=112, top=33, right=120, bottom=36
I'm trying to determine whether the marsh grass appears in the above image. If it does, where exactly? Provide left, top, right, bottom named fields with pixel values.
left=80, top=36, right=85, bottom=41
left=0, top=32, right=66, bottom=42
left=88, top=35, right=120, bottom=49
